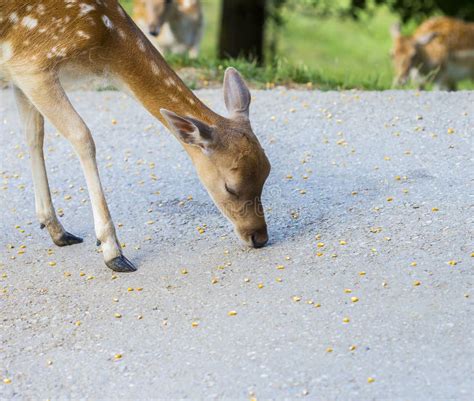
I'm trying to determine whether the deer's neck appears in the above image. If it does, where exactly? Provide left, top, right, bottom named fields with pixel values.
left=109, top=26, right=219, bottom=127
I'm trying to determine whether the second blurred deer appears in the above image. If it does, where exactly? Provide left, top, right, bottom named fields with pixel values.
left=133, top=0, right=203, bottom=58
left=390, top=17, right=474, bottom=90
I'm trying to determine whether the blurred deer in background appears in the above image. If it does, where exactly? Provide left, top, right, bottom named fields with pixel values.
left=0, top=0, right=271, bottom=272
left=133, top=0, right=203, bottom=58
left=390, top=17, right=474, bottom=90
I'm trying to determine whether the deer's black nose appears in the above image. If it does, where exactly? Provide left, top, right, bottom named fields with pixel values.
left=251, top=229, right=268, bottom=248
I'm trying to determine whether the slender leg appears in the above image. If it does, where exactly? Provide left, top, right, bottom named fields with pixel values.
left=14, top=86, right=83, bottom=247
left=14, top=73, right=136, bottom=272
left=447, top=81, right=457, bottom=91
left=433, top=74, right=456, bottom=91
left=188, top=44, right=200, bottom=59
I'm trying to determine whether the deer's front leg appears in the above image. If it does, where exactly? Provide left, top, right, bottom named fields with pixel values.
left=15, top=73, right=136, bottom=272
left=14, top=87, right=83, bottom=247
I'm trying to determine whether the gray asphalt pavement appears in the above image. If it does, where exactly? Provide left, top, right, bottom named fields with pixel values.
left=0, top=88, right=473, bottom=400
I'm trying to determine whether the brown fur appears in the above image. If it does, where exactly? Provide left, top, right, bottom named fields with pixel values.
left=391, top=17, right=474, bottom=90
left=0, top=0, right=270, bottom=271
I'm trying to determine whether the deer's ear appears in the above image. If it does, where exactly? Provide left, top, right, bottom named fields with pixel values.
left=390, top=22, right=401, bottom=39
left=416, top=32, right=437, bottom=46
left=223, top=67, right=251, bottom=119
left=160, top=109, right=216, bottom=153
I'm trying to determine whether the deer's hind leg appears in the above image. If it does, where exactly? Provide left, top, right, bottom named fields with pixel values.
left=14, top=72, right=136, bottom=272
left=14, top=86, right=83, bottom=247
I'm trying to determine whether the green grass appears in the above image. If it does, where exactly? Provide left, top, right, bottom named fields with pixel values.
left=120, top=1, right=473, bottom=90
left=276, top=5, right=396, bottom=88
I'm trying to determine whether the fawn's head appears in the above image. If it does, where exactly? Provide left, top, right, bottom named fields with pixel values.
left=390, top=23, right=437, bottom=85
left=140, top=0, right=199, bottom=36
left=161, top=68, right=271, bottom=248
left=140, top=0, right=172, bottom=36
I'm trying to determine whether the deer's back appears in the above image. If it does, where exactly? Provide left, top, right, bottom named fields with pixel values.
left=0, top=0, right=131, bottom=75
left=415, top=17, right=474, bottom=65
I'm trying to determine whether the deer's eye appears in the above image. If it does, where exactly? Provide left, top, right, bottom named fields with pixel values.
left=225, top=183, right=239, bottom=198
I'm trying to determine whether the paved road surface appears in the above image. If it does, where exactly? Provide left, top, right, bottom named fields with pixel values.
left=0, top=88, right=473, bottom=400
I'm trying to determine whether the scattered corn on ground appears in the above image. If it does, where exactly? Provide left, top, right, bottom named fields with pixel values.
left=0, top=89, right=472, bottom=399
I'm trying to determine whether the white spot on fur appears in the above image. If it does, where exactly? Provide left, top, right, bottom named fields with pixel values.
left=151, top=63, right=160, bottom=75
left=101, top=15, right=113, bottom=29
left=117, top=29, right=126, bottom=40
left=21, top=16, right=38, bottom=29
left=47, top=46, right=67, bottom=59
left=137, top=40, right=146, bottom=52
left=77, top=30, right=90, bottom=39
left=165, top=77, right=176, bottom=87
left=79, top=3, right=95, bottom=16
left=9, top=12, right=19, bottom=23
left=0, top=42, right=13, bottom=63
left=188, top=98, right=196, bottom=105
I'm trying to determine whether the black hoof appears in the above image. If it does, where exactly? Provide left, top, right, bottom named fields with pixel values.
left=96, top=239, right=102, bottom=246
left=53, top=231, right=84, bottom=247
left=40, top=223, right=46, bottom=230
left=105, top=255, right=137, bottom=273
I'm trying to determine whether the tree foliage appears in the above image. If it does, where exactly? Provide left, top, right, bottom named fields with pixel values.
left=269, top=0, right=474, bottom=22
left=350, top=0, right=474, bottom=22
